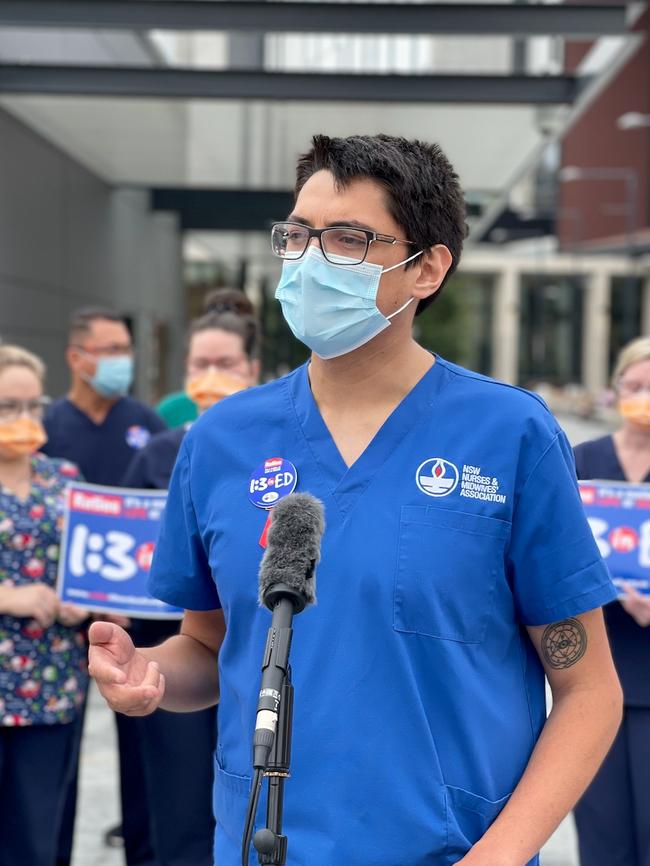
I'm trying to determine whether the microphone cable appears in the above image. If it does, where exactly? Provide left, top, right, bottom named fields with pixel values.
left=242, top=767, right=264, bottom=866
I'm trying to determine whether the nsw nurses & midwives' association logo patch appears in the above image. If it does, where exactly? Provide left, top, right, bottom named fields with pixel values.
left=416, top=458, right=459, bottom=498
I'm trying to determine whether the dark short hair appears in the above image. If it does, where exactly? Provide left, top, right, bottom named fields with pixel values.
left=295, top=134, right=467, bottom=315
left=203, top=287, right=255, bottom=317
left=68, top=307, right=127, bottom=345
left=189, top=288, right=260, bottom=359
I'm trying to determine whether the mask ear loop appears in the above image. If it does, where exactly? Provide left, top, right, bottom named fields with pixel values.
left=382, top=248, right=424, bottom=321
left=382, top=248, right=424, bottom=274
left=386, top=296, right=415, bottom=321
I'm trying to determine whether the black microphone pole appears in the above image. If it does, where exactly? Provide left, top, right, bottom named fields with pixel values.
left=253, top=670, right=294, bottom=865
left=243, top=584, right=304, bottom=866
left=252, top=585, right=304, bottom=772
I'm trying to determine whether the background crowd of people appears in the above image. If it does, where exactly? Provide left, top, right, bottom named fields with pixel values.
left=0, top=288, right=259, bottom=866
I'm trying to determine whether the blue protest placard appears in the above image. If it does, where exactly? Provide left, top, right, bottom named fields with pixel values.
left=57, top=482, right=183, bottom=619
left=580, top=479, right=650, bottom=596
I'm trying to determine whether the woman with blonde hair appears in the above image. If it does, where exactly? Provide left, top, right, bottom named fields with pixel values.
left=0, top=345, right=87, bottom=866
left=573, top=335, right=650, bottom=866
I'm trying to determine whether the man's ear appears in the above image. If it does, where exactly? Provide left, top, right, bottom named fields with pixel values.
left=65, top=346, right=79, bottom=373
left=412, top=245, right=453, bottom=303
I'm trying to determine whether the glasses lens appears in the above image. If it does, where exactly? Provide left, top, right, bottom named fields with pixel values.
left=272, top=223, right=309, bottom=260
left=0, top=401, right=20, bottom=421
left=619, top=381, right=650, bottom=397
left=321, top=228, right=369, bottom=265
left=0, top=398, right=48, bottom=421
left=28, top=397, right=50, bottom=418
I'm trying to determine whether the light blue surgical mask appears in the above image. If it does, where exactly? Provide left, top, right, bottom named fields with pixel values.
left=275, top=247, right=423, bottom=359
left=85, top=356, right=134, bottom=398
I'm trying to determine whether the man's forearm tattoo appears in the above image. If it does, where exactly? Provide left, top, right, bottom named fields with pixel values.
left=541, top=618, right=587, bottom=669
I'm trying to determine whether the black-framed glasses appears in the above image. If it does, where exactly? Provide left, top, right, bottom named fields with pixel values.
left=0, top=397, right=51, bottom=422
left=271, top=221, right=417, bottom=266
left=71, top=344, right=133, bottom=358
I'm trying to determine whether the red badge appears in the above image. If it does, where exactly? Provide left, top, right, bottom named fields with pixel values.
left=259, top=513, right=272, bottom=549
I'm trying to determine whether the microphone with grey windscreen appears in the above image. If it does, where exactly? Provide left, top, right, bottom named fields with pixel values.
left=252, top=493, right=325, bottom=771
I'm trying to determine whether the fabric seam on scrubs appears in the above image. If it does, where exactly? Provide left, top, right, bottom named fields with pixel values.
left=436, top=357, right=553, bottom=415
left=513, top=432, right=564, bottom=509
left=513, top=631, right=539, bottom=744
left=284, top=370, right=351, bottom=521
left=148, top=444, right=221, bottom=612
left=186, top=443, right=223, bottom=611
left=524, top=570, right=619, bottom=627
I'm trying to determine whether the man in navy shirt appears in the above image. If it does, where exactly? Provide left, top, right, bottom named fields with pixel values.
left=43, top=308, right=165, bottom=866
left=43, top=308, right=165, bottom=485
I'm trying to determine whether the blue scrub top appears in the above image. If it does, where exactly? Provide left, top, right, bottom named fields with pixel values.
left=149, top=357, right=616, bottom=866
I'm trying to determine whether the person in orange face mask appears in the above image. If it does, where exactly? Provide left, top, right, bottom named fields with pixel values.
left=155, top=287, right=258, bottom=428
left=573, top=335, right=650, bottom=866
left=0, top=345, right=88, bottom=866
left=120, top=289, right=260, bottom=866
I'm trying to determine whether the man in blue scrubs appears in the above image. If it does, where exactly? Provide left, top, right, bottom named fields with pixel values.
left=44, top=307, right=164, bottom=866
left=88, top=135, right=623, bottom=866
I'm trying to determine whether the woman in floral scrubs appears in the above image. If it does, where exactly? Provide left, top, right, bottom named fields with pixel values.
left=0, top=345, right=88, bottom=866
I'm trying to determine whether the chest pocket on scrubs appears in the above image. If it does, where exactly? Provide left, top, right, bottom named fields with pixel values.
left=394, top=505, right=510, bottom=643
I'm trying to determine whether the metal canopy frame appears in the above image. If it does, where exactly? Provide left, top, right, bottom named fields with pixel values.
left=0, top=0, right=630, bottom=38
left=0, top=65, right=579, bottom=104
left=150, top=188, right=487, bottom=231
left=152, top=189, right=295, bottom=231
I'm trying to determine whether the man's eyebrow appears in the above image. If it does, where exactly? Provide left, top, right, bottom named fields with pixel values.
left=325, top=219, right=376, bottom=232
left=286, top=213, right=314, bottom=227
left=285, top=215, right=377, bottom=233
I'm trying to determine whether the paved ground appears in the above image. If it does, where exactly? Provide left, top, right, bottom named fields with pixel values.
left=72, top=685, right=121, bottom=866
left=71, top=413, right=611, bottom=866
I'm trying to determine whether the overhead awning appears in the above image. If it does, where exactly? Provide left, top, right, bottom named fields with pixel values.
left=0, top=1, right=639, bottom=242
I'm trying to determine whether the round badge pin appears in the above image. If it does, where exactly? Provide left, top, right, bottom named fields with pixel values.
left=248, top=458, right=298, bottom=509
left=126, top=425, right=152, bottom=450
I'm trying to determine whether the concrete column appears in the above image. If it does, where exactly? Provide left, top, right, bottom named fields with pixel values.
left=641, top=270, right=650, bottom=337
left=581, top=269, right=611, bottom=396
left=491, top=266, right=520, bottom=384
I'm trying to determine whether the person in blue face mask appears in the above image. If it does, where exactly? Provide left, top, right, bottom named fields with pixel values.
left=42, top=307, right=165, bottom=484
left=89, top=134, right=622, bottom=866
left=42, top=307, right=165, bottom=866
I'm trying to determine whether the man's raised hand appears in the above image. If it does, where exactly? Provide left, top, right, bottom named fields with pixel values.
left=88, top=621, right=165, bottom=716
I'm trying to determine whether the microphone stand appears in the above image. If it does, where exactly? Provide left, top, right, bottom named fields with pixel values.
left=253, top=671, right=294, bottom=866
left=241, top=493, right=323, bottom=866
left=244, top=582, right=307, bottom=866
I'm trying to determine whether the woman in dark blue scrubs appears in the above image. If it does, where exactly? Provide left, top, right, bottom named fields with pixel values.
left=574, top=336, right=650, bottom=866
left=122, top=291, right=260, bottom=866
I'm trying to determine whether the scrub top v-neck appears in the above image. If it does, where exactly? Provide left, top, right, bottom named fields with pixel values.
left=150, top=357, right=616, bottom=866
left=290, top=358, right=446, bottom=518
